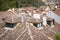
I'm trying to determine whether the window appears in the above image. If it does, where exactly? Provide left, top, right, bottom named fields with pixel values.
left=5, top=23, right=17, bottom=28
left=33, top=22, right=42, bottom=28
left=47, top=20, right=54, bottom=26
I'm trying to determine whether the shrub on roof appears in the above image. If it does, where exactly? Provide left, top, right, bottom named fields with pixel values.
left=54, top=34, right=60, bottom=40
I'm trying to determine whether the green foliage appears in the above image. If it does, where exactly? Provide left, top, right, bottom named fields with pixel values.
left=0, top=0, right=45, bottom=11
left=0, top=0, right=17, bottom=11
left=54, top=34, right=60, bottom=40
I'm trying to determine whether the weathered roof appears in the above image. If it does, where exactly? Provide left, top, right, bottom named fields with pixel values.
left=20, top=14, right=42, bottom=23
left=0, top=10, right=42, bottom=23
left=0, top=11, right=21, bottom=23
left=0, top=21, right=60, bottom=40
left=0, top=11, right=9, bottom=19
left=28, top=18, right=42, bottom=23
left=39, top=6, right=47, bottom=11
left=4, top=17, right=21, bottom=23
left=47, top=17, right=54, bottom=21
left=52, top=9, right=60, bottom=16
left=0, top=8, right=60, bottom=40
left=0, top=19, right=5, bottom=27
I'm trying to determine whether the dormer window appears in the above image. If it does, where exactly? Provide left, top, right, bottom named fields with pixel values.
left=33, top=22, right=42, bottom=28
left=47, top=20, right=54, bottom=26
left=5, top=23, right=17, bottom=28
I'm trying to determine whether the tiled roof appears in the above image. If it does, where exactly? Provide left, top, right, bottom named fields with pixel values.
left=0, top=11, right=21, bottom=23
left=0, top=19, right=5, bottom=27
left=53, top=9, right=60, bottom=16
left=0, top=7, right=60, bottom=40
left=0, top=22, right=60, bottom=40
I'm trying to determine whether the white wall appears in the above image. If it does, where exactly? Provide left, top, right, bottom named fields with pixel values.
left=33, top=14, right=40, bottom=19
left=43, top=16, right=47, bottom=26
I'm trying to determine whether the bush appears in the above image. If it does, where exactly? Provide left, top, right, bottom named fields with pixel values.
left=54, top=34, right=60, bottom=40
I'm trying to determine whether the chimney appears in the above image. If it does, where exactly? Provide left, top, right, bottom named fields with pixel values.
left=34, top=10, right=36, bottom=13
left=55, top=6, right=57, bottom=8
left=42, top=14, right=47, bottom=26
left=12, top=8, right=14, bottom=11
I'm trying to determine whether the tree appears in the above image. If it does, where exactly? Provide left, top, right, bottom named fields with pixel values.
left=0, top=0, right=45, bottom=11
left=0, top=0, right=17, bottom=11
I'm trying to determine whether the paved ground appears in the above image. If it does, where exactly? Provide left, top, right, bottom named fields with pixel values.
left=0, top=22, right=60, bottom=40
